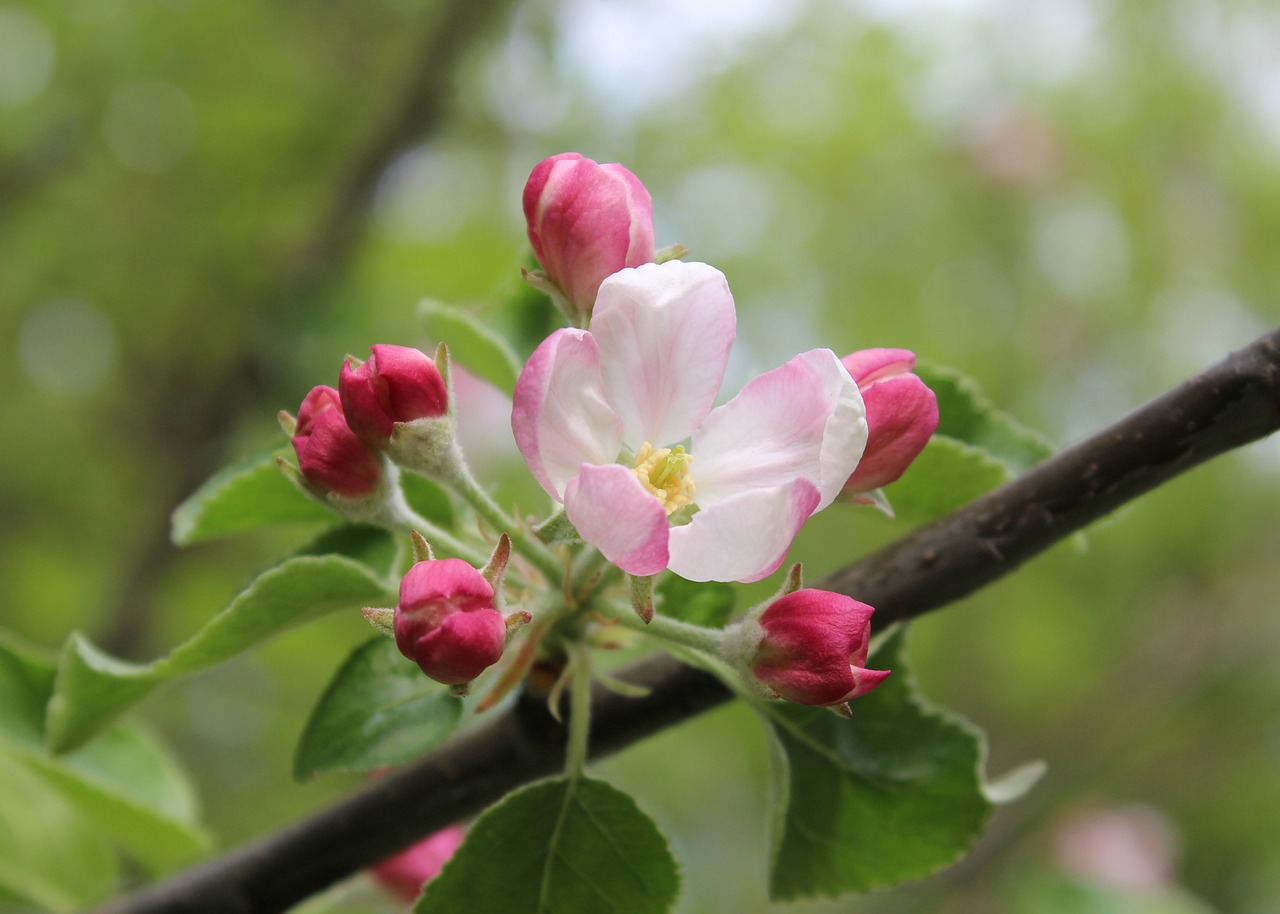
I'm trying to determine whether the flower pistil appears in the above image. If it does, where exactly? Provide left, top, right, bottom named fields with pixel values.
left=631, top=442, right=695, bottom=514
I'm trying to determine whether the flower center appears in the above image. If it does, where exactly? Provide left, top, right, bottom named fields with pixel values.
left=631, top=442, right=696, bottom=515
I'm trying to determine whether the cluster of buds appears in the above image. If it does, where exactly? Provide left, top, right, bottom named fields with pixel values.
left=281, top=343, right=454, bottom=507
left=279, top=150, right=940, bottom=716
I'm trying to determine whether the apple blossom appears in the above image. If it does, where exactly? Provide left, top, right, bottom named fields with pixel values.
left=840, top=348, right=938, bottom=499
left=368, top=825, right=465, bottom=902
left=728, top=588, right=890, bottom=710
left=289, top=386, right=382, bottom=498
left=523, top=152, right=656, bottom=317
left=394, top=558, right=506, bottom=686
left=511, top=260, right=868, bottom=583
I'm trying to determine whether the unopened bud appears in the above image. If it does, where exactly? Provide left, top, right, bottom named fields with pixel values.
left=839, top=349, right=938, bottom=499
left=289, top=386, right=382, bottom=498
left=523, top=152, right=656, bottom=317
left=725, top=588, right=890, bottom=714
left=394, top=558, right=506, bottom=686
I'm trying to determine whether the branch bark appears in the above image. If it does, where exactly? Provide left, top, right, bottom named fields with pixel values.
left=93, top=327, right=1280, bottom=914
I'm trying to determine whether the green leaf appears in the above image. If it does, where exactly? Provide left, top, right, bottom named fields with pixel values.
left=0, top=635, right=211, bottom=873
left=0, top=750, right=115, bottom=912
left=657, top=575, right=736, bottom=628
left=297, top=524, right=401, bottom=580
left=46, top=555, right=393, bottom=754
left=418, top=299, right=523, bottom=396
left=916, top=363, right=1055, bottom=472
left=416, top=777, right=680, bottom=914
left=171, top=447, right=332, bottom=545
left=294, top=638, right=462, bottom=780
left=766, top=631, right=995, bottom=899
left=885, top=434, right=1012, bottom=520
left=400, top=471, right=455, bottom=527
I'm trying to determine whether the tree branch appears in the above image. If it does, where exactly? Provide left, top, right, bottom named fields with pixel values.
left=92, top=327, right=1280, bottom=914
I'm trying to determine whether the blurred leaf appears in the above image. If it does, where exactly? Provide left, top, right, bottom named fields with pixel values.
left=416, top=777, right=680, bottom=914
left=294, top=638, right=462, bottom=780
left=46, top=555, right=393, bottom=754
left=1010, top=870, right=1219, bottom=914
left=886, top=434, right=1012, bottom=520
left=916, top=364, right=1055, bottom=473
left=171, top=448, right=331, bottom=545
left=400, top=471, right=455, bottom=527
left=766, top=631, right=994, bottom=899
left=297, top=524, right=401, bottom=580
left=0, top=750, right=115, bottom=913
left=0, top=635, right=210, bottom=873
left=657, top=575, right=736, bottom=628
left=419, top=299, right=523, bottom=396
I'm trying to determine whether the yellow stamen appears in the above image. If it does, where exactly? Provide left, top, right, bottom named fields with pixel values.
left=631, top=442, right=696, bottom=515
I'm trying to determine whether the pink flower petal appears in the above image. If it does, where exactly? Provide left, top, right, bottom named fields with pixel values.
left=843, top=372, right=939, bottom=492
left=667, top=478, right=821, bottom=583
left=564, top=463, right=670, bottom=576
left=841, top=348, right=916, bottom=385
left=512, top=329, right=623, bottom=500
left=590, top=261, right=736, bottom=448
left=693, top=349, right=866, bottom=510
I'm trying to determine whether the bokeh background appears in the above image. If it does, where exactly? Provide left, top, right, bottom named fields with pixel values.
left=3, top=0, right=1280, bottom=911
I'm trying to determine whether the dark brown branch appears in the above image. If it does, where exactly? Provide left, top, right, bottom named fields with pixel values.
left=92, top=327, right=1280, bottom=914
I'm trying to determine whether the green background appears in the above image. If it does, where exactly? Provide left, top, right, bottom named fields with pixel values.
left=2, top=0, right=1278, bottom=911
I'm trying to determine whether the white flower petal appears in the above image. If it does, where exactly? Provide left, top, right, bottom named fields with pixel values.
left=564, top=463, right=670, bottom=576
left=693, top=349, right=866, bottom=509
left=667, top=479, right=821, bottom=583
left=591, top=261, right=736, bottom=448
left=511, top=329, right=623, bottom=500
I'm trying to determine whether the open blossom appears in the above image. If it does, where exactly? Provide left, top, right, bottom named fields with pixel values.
left=289, top=386, right=382, bottom=498
left=512, top=260, right=868, bottom=583
left=394, top=559, right=506, bottom=685
left=840, top=348, right=938, bottom=498
left=738, top=588, right=890, bottom=709
left=523, top=152, right=656, bottom=316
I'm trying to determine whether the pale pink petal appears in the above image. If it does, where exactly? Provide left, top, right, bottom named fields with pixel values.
left=590, top=261, right=736, bottom=448
left=667, top=479, right=821, bottom=583
left=511, top=329, right=623, bottom=500
left=564, top=463, right=670, bottom=576
left=693, top=349, right=866, bottom=510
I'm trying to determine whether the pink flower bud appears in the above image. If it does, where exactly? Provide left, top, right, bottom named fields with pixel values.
left=840, top=348, right=939, bottom=496
left=290, top=386, right=382, bottom=498
left=339, top=344, right=449, bottom=448
left=749, top=589, right=890, bottom=709
left=523, top=152, right=656, bottom=315
left=394, top=559, right=506, bottom=686
left=369, top=825, right=465, bottom=902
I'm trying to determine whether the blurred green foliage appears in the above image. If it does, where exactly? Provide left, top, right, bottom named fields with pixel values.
left=3, top=0, right=1280, bottom=911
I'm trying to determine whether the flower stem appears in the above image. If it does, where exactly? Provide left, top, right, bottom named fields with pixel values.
left=445, top=460, right=564, bottom=583
left=596, top=598, right=725, bottom=656
left=565, top=641, right=593, bottom=782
